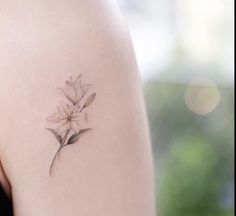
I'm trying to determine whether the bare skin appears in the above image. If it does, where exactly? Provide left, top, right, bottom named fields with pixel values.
left=0, top=0, right=155, bottom=215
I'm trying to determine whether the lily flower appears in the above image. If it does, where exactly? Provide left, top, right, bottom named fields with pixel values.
left=47, top=102, right=81, bottom=134
left=58, top=75, right=91, bottom=105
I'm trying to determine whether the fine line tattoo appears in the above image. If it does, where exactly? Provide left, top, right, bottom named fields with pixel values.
left=46, top=75, right=96, bottom=175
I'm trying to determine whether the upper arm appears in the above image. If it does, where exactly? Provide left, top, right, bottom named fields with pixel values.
left=0, top=1, right=155, bottom=215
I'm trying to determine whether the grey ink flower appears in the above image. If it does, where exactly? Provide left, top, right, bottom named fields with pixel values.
left=58, top=75, right=92, bottom=105
left=47, top=103, right=81, bottom=134
left=46, top=75, right=96, bottom=175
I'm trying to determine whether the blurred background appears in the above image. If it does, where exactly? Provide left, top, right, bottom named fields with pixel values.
left=117, top=0, right=234, bottom=215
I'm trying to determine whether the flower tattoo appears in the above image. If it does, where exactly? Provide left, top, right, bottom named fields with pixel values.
left=46, top=75, right=96, bottom=175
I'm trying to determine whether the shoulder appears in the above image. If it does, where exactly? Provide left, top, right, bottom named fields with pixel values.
left=0, top=0, right=137, bottom=83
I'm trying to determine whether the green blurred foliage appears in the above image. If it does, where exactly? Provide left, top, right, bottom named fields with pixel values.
left=144, top=81, right=234, bottom=216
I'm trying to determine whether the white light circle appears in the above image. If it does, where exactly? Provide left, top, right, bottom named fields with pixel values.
left=184, top=76, right=221, bottom=115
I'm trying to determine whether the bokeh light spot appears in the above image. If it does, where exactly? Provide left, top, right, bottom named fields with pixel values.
left=184, top=76, right=221, bottom=115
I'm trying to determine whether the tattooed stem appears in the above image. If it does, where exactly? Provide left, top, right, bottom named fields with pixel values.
left=49, top=145, right=63, bottom=176
left=50, top=128, right=71, bottom=175
left=62, top=128, right=71, bottom=146
left=57, top=128, right=71, bottom=159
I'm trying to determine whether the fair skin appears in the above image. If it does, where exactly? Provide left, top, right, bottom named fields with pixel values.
left=0, top=0, right=155, bottom=215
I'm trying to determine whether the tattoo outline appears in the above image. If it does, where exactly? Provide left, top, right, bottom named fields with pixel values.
left=46, top=75, right=96, bottom=175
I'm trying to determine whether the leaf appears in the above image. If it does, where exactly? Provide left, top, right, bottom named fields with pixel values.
left=46, top=128, right=62, bottom=144
left=83, top=93, right=96, bottom=108
left=67, top=128, right=93, bottom=145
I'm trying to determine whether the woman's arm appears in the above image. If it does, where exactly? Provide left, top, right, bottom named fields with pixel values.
left=0, top=0, right=155, bottom=215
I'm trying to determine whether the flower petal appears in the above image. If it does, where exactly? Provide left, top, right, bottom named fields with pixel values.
left=47, top=115, right=62, bottom=123
left=71, top=112, right=81, bottom=119
left=68, top=105, right=79, bottom=116
left=58, top=101, right=72, bottom=116
left=81, top=83, right=91, bottom=95
left=71, top=121, right=80, bottom=132
left=58, top=87, right=75, bottom=104
left=56, top=120, right=70, bottom=134
left=56, top=106, right=66, bottom=118
left=65, top=83, right=77, bottom=103
left=74, top=74, right=82, bottom=88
